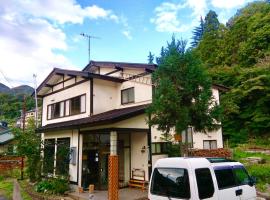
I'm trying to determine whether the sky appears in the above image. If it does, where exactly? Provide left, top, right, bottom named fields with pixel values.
left=0, top=0, right=256, bottom=87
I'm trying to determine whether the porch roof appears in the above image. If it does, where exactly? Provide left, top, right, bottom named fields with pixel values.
left=37, top=104, right=149, bottom=132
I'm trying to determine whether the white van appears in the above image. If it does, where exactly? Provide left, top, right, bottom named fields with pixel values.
left=149, top=157, right=256, bottom=200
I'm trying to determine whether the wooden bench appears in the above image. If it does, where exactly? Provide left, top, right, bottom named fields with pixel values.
left=128, top=169, right=146, bottom=190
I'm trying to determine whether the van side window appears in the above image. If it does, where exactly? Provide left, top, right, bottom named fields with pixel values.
left=195, top=168, right=215, bottom=199
left=233, top=166, right=250, bottom=185
left=214, top=167, right=236, bottom=189
left=150, top=168, right=190, bottom=199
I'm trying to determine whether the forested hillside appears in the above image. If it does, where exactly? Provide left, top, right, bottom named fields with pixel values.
left=0, top=83, right=35, bottom=123
left=192, top=1, right=270, bottom=145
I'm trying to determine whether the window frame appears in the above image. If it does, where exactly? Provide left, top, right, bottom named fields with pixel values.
left=121, top=87, right=135, bottom=105
left=203, top=140, right=217, bottom=150
left=151, top=142, right=170, bottom=155
left=47, top=94, right=86, bottom=120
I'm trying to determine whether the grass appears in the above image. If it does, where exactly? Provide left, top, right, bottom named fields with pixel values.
left=0, top=179, right=13, bottom=200
left=233, top=148, right=270, bottom=162
left=18, top=181, right=33, bottom=200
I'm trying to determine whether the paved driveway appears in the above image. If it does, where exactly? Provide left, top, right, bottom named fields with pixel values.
left=0, top=196, right=7, bottom=200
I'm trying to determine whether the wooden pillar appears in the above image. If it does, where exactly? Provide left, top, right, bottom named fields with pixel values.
left=108, top=131, right=118, bottom=200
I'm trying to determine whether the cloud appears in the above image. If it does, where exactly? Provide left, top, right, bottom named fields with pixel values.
left=0, top=0, right=123, bottom=86
left=122, top=30, right=133, bottom=40
left=150, top=2, right=189, bottom=32
left=1, top=0, right=118, bottom=25
left=211, top=0, right=251, bottom=9
left=0, top=15, right=74, bottom=87
left=150, top=0, right=207, bottom=33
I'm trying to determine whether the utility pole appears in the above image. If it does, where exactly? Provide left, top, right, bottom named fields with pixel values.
left=22, top=95, right=26, bottom=132
left=80, top=33, right=100, bottom=63
left=33, top=74, right=38, bottom=127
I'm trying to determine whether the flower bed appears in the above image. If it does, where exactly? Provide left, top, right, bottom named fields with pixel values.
left=189, top=148, right=232, bottom=158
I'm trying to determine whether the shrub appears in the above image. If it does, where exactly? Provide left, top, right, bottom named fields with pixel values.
left=35, top=178, right=69, bottom=194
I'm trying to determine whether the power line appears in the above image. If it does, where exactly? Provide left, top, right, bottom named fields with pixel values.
left=0, top=69, right=14, bottom=88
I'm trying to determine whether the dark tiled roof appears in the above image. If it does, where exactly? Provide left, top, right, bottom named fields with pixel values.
left=83, top=60, right=157, bottom=72
left=38, top=104, right=149, bottom=132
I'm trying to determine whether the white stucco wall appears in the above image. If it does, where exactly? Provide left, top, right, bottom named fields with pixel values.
left=130, top=132, right=149, bottom=181
left=43, top=130, right=79, bottom=182
left=93, top=79, right=118, bottom=114
left=192, top=128, right=223, bottom=149
left=42, top=80, right=91, bottom=126
left=116, top=76, right=152, bottom=109
left=152, top=154, right=168, bottom=170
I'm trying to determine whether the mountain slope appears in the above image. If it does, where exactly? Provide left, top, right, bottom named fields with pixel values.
left=0, top=83, right=34, bottom=95
left=0, top=83, right=11, bottom=93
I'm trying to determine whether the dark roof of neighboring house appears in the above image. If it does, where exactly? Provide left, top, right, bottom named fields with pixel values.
left=212, top=84, right=230, bottom=92
left=83, top=60, right=157, bottom=72
left=0, top=129, right=14, bottom=144
left=38, top=104, right=149, bottom=132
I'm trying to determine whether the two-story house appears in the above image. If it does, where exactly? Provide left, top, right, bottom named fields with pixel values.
left=36, top=61, right=225, bottom=190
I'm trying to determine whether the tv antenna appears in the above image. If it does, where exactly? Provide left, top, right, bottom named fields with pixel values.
left=80, top=33, right=100, bottom=63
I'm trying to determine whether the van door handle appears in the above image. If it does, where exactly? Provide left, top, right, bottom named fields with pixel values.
left=235, top=189, right=242, bottom=196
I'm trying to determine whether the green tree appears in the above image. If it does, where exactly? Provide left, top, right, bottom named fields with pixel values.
left=222, top=65, right=270, bottom=144
left=196, top=10, right=222, bottom=67
left=148, top=37, right=222, bottom=152
left=191, top=16, right=204, bottom=48
left=13, top=118, right=41, bottom=182
left=147, top=51, right=155, bottom=64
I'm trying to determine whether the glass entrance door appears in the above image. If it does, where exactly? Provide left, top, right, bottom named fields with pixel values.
left=82, top=134, right=110, bottom=190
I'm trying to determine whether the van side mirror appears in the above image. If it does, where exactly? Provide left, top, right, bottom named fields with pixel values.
left=248, top=176, right=256, bottom=186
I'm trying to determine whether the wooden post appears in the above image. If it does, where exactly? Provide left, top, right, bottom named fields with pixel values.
left=20, top=157, right=24, bottom=180
left=108, top=131, right=118, bottom=200
left=108, top=155, right=118, bottom=200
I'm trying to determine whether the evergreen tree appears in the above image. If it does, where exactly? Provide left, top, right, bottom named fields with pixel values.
left=204, top=10, right=220, bottom=32
left=191, top=16, right=204, bottom=48
left=147, top=51, right=155, bottom=64
left=195, top=10, right=222, bottom=67
left=148, top=36, right=221, bottom=144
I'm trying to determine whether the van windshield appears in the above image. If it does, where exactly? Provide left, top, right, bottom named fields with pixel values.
left=150, top=168, right=190, bottom=199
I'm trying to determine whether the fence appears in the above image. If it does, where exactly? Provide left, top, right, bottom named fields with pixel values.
left=0, top=155, right=24, bottom=179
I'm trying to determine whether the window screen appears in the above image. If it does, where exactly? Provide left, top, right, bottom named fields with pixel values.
left=121, top=87, right=134, bottom=104
left=214, top=167, right=236, bottom=189
left=195, top=168, right=214, bottom=199
left=56, top=138, right=70, bottom=175
left=70, top=96, right=81, bottom=115
left=43, top=139, right=55, bottom=174
left=150, top=168, right=190, bottom=199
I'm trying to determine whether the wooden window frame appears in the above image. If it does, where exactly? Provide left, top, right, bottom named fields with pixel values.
left=151, top=142, right=170, bottom=155
left=203, top=140, right=217, bottom=150
left=47, top=94, right=86, bottom=120
left=121, top=87, right=135, bottom=105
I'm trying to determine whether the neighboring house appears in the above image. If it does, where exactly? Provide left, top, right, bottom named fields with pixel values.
left=0, top=121, right=15, bottom=154
left=36, top=61, right=226, bottom=189
left=16, top=109, right=41, bottom=128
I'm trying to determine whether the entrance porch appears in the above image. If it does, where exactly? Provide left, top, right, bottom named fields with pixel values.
left=79, top=128, right=151, bottom=190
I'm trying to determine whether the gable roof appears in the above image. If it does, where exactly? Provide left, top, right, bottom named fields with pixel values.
left=38, top=104, right=149, bottom=132
left=36, top=68, right=125, bottom=96
left=83, top=60, right=157, bottom=72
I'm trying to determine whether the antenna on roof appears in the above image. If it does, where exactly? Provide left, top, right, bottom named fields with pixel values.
left=80, top=33, right=101, bottom=63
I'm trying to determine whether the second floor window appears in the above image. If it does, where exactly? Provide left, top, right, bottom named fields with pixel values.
left=47, top=94, right=86, bottom=120
left=121, top=87, right=134, bottom=104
